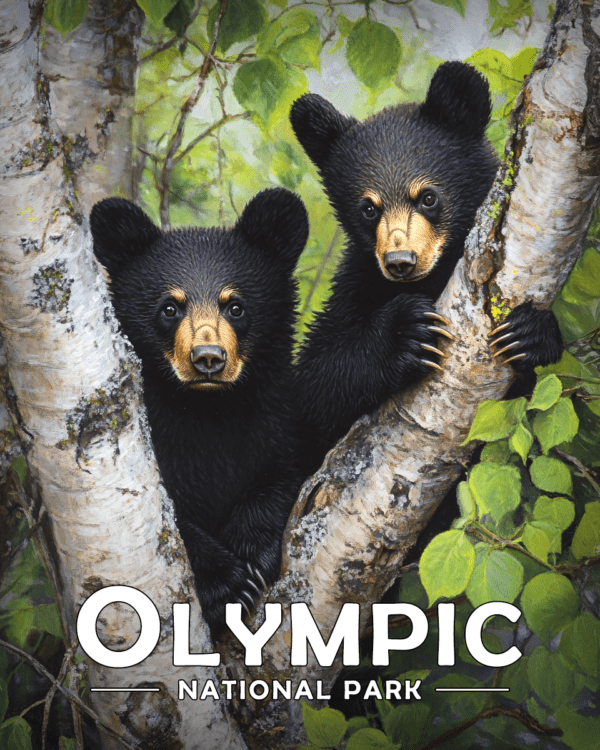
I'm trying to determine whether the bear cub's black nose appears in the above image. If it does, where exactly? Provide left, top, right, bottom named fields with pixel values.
left=384, top=250, right=417, bottom=279
left=191, top=345, right=227, bottom=375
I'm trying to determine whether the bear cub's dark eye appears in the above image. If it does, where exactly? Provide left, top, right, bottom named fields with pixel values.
left=360, top=200, right=381, bottom=222
left=228, top=302, right=244, bottom=318
left=420, top=191, right=438, bottom=209
left=162, top=303, right=178, bottom=318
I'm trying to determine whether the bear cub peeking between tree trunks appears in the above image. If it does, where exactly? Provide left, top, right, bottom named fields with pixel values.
left=90, top=188, right=308, bottom=636
left=291, top=61, right=563, bottom=475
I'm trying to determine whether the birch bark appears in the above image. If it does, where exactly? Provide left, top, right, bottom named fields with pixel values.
left=0, top=1, right=245, bottom=748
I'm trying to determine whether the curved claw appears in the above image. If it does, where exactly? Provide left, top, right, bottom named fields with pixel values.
left=487, top=320, right=512, bottom=338
left=238, top=597, right=251, bottom=617
left=246, top=578, right=262, bottom=597
left=493, top=340, right=522, bottom=358
left=421, top=359, right=444, bottom=372
left=503, top=353, right=527, bottom=365
left=421, top=343, right=448, bottom=358
left=424, top=311, right=450, bottom=326
left=254, top=569, right=267, bottom=590
left=428, top=325, right=456, bottom=341
left=489, top=331, right=514, bottom=348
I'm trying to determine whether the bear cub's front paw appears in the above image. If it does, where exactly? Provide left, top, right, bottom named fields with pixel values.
left=388, top=294, right=455, bottom=383
left=488, top=302, right=563, bottom=372
left=199, top=559, right=268, bottom=637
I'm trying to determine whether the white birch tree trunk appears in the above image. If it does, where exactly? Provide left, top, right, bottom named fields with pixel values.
left=0, top=0, right=599, bottom=748
left=0, top=2, right=245, bottom=748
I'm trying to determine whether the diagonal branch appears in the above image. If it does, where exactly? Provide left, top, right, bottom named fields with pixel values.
left=158, top=0, right=228, bottom=229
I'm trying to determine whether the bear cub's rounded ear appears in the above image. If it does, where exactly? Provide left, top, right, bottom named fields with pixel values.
left=420, top=61, right=492, bottom=140
left=235, top=188, right=309, bottom=274
left=290, top=94, right=357, bottom=167
left=90, top=198, right=162, bottom=275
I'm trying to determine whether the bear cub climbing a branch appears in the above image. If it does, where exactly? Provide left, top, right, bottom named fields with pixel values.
left=291, top=61, right=562, bottom=475
left=90, top=188, right=308, bottom=636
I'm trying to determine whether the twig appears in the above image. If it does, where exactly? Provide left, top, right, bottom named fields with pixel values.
left=419, top=706, right=562, bottom=749
left=71, top=657, right=84, bottom=750
left=12, top=477, right=72, bottom=647
left=0, top=638, right=137, bottom=750
left=555, top=448, right=600, bottom=495
left=0, top=638, right=136, bottom=750
left=141, top=0, right=202, bottom=62
left=42, top=650, right=72, bottom=750
left=175, top=112, right=248, bottom=164
left=300, top=225, right=342, bottom=318
left=158, top=0, right=228, bottom=229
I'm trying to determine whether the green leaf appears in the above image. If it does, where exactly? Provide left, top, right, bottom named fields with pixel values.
left=463, top=398, right=526, bottom=444
left=509, top=419, right=533, bottom=463
left=257, top=9, right=321, bottom=71
left=456, top=481, right=476, bottom=521
left=429, top=0, right=466, bottom=17
left=233, top=57, right=307, bottom=127
left=528, top=374, right=563, bottom=411
left=526, top=695, right=547, bottom=725
left=559, top=613, right=600, bottom=679
left=556, top=707, right=600, bottom=750
left=536, top=351, right=584, bottom=390
left=346, top=728, right=399, bottom=750
left=207, top=0, right=269, bottom=54
left=136, top=0, right=179, bottom=25
left=527, top=646, right=578, bottom=710
left=522, top=521, right=561, bottom=562
left=563, top=245, right=600, bottom=300
left=469, top=463, right=522, bottom=522
left=3, top=601, right=63, bottom=648
left=533, top=496, right=575, bottom=531
left=45, top=0, right=88, bottom=34
left=0, top=717, right=33, bottom=750
left=466, top=548, right=524, bottom=607
left=59, top=738, right=76, bottom=750
left=532, top=397, right=579, bottom=453
left=11, top=457, right=27, bottom=485
left=383, top=703, right=430, bottom=747
left=520, top=573, right=579, bottom=644
left=347, top=717, right=371, bottom=735
left=509, top=46, right=538, bottom=80
left=487, top=0, right=533, bottom=34
left=480, top=439, right=513, bottom=463
left=529, top=456, right=572, bottom=495
left=499, top=657, right=530, bottom=703
left=164, top=0, right=195, bottom=34
left=346, top=19, right=402, bottom=90
left=572, top=501, right=600, bottom=560
left=301, top=703, right=348, bottom=748
left=420, top=530, right=475, bottom=606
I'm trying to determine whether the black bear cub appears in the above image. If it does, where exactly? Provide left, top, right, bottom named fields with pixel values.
left=291, top=61, right=562, bottom=474
left=90, top=189, right=308, bottom=636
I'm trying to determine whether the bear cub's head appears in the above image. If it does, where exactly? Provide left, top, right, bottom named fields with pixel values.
left=290, top=61, right=499, bottom=284
left=90, top=188, right=309, bottom=392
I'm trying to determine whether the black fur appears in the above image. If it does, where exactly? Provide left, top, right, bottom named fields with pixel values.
left=291, top=62, right=562, bottom=475
left=90, top=189, right=308, bottom=636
